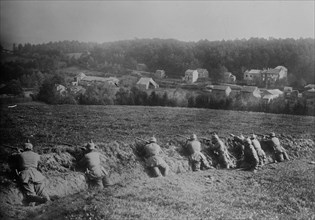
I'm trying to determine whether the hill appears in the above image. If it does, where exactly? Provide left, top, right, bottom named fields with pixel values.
left=0, top=105, right=314, bottom=219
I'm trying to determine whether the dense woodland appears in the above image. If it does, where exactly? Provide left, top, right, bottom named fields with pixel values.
left=1, top=38, right=314, bottom=87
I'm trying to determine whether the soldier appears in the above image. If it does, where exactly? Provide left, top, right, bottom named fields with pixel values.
left=209, top=133, right=230, bottom=169
left=251, top=134, right=267, bottom=166
left=266, top=132, right=290, bottom=162
left=16, top=142, right=50, bottom=205
left=78, top=141, right=111, bottom=189
left=242, top=138, right=260, bottom=172
left=184, top=134, right=211, bottom=171
left=143, top=137, right=169, bottom=177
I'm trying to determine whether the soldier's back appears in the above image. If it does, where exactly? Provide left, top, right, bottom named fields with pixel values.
left=84, top=151, right=101, bottom=169
left=186, top=140, right=201, bottom=154
left=20, top=151, right=40, bottom=170
left=144, top=143, right=161, bottom=157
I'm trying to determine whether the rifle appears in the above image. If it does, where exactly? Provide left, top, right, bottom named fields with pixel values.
left=135, top=137, right=149, bottom=144
left=176, top=134, right=189, bottom=140
left=1, top=144, right=22, bottom=152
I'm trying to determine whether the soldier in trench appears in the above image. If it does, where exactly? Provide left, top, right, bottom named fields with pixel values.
left=264, top=132, right=290, bottom=162
left=78, top=141, right=111, bottom=189
left=207, top=133, right=231, bottom=169
left=143, top=136, right=170, bottom=177
left=15, top=142, right=50, bottom=205
left=250, top=134, right=267, bottom=166
left=242, top=138, right=260, bottom=172
left=184, top=134, right=211, bottom=171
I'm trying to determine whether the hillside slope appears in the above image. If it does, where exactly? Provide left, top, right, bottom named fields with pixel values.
left=0, top=105, right=314, bottom=219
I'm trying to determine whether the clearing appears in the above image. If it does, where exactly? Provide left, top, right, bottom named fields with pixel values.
left=0, top=105, right=314, bottom=219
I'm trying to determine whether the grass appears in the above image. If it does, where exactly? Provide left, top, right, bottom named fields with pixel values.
left=0, top=104, right=314, bottom=219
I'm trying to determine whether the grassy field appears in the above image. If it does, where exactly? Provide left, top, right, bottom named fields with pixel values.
left=0, top=104, right=314, bottom=219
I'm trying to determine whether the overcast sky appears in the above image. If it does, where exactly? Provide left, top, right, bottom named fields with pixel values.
left=1, top=1, right=314, bottom=46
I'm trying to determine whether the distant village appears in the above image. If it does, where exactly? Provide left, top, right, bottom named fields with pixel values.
left=1, top=58, right=314, bottom=115
left=46, top=63, right=314, bottom=114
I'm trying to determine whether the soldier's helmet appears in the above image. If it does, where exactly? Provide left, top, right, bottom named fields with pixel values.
left=240, top=134, right=245, bottom=140
left=251, top=134, right=257, bottom=139
left=86, top=142, right=96, bottom=150
left=270, top=132, right=276, bottom=137
left=149, top=137, right=157, bottom=143
left=212, top=133, right=219, bottom=141
left=245, top=138, right=252, bottom=145
left=24, top=143, right=33, bottom=150
left=190, top=134, right=197, bottom=140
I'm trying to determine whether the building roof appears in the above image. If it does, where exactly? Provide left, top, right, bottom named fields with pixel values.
left=241, top=86, right=259, bottom=93
left=247, top=69, right=261, bottom=74
left=185, top=69, right=197, bottom=75
left=136, top=77, right=158, bottom=87
left=211, top=85, right=231, bottom=91
left=275, top=66, right=287, bottom=71
left=81, top=76, right=118, bottom=83
left=305, top=84, right=315, bottom=89
left=262, top=68, right=281, bottom=74
left=266, top=89, right=283, bottom=96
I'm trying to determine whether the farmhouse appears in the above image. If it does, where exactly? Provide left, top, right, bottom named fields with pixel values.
left=244, top=69, right=262, bottom=85
left=261, top=66, right=288, bottom=88
left=303, top=88, right=315, bottom=115
left=136, top=77, right=159, bottom=90
left=73, top=73, right=119, bottom=86
left=261, top=89, right=283, bottom=103
left=241, top=86, right=261, bottom=99
left=184, top=69, right=199, bottom=83
left=196, top=69, right=209, bottom=78
left=305, top=84, right=315, bottom=90
left=208, top=85, right=232, bottom=99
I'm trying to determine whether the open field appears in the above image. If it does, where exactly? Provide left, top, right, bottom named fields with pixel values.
left=0, top=104, right=314, bottom=219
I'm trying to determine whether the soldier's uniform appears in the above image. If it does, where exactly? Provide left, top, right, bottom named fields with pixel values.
left=251, top=134, right=267, bottom=166
left=144, top=137, right=169, bottom=177
left=211, top=134, right=230, bottom=169
left=17, top=143, right=50, bottom=205
left=79, top=142, right=110, bottom=189
left=185, top=134, right=211, bottom=171
left=243, top=139, right=259, bottom=172
left=268, top=133, right=290, bottom=162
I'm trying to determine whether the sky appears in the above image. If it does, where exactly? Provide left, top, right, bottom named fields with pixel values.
left=0, top=1, right=314, bottom=46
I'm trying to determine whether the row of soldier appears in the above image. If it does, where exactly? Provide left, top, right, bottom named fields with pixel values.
left=12, top=132, right=289, bottom=206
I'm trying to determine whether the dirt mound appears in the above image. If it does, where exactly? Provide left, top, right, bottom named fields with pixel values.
left=1, top=136, right=314, bottom=217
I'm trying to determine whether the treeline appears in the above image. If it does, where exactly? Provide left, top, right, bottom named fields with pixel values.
left=33, top=75, right=311, bottom=116
left=2, top=38, right=314, bottom=87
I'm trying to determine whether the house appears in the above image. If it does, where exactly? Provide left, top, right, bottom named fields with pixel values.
left=241, top=86, right=261, bottom=99
left=223, top=72, right=236, bottom=83
left=155, top=70, right=166, bottom=79
left=208, top=85, right=231, bottom=99
left=196, top=69, right=209, bottom=78
left=305, top=84, right=315, bottom=89
left=73, top=73, right=119, bottom=86
left=303, top=88, right=315, bottom=115
left=244, top=69, right=262, bottom=85
left=261, top=66, right=288, bottom=88
left=184, top=69, right=199, bottom=83
left=136, top=77, right=159, bottom=90
left=262, top=89, right=283, bottom=103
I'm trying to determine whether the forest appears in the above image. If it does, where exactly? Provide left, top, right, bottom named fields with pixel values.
left=1, top=37, right=314, bottom=87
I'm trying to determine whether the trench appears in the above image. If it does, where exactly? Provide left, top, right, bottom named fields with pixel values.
left=0, top=137, right=314, bottom=207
